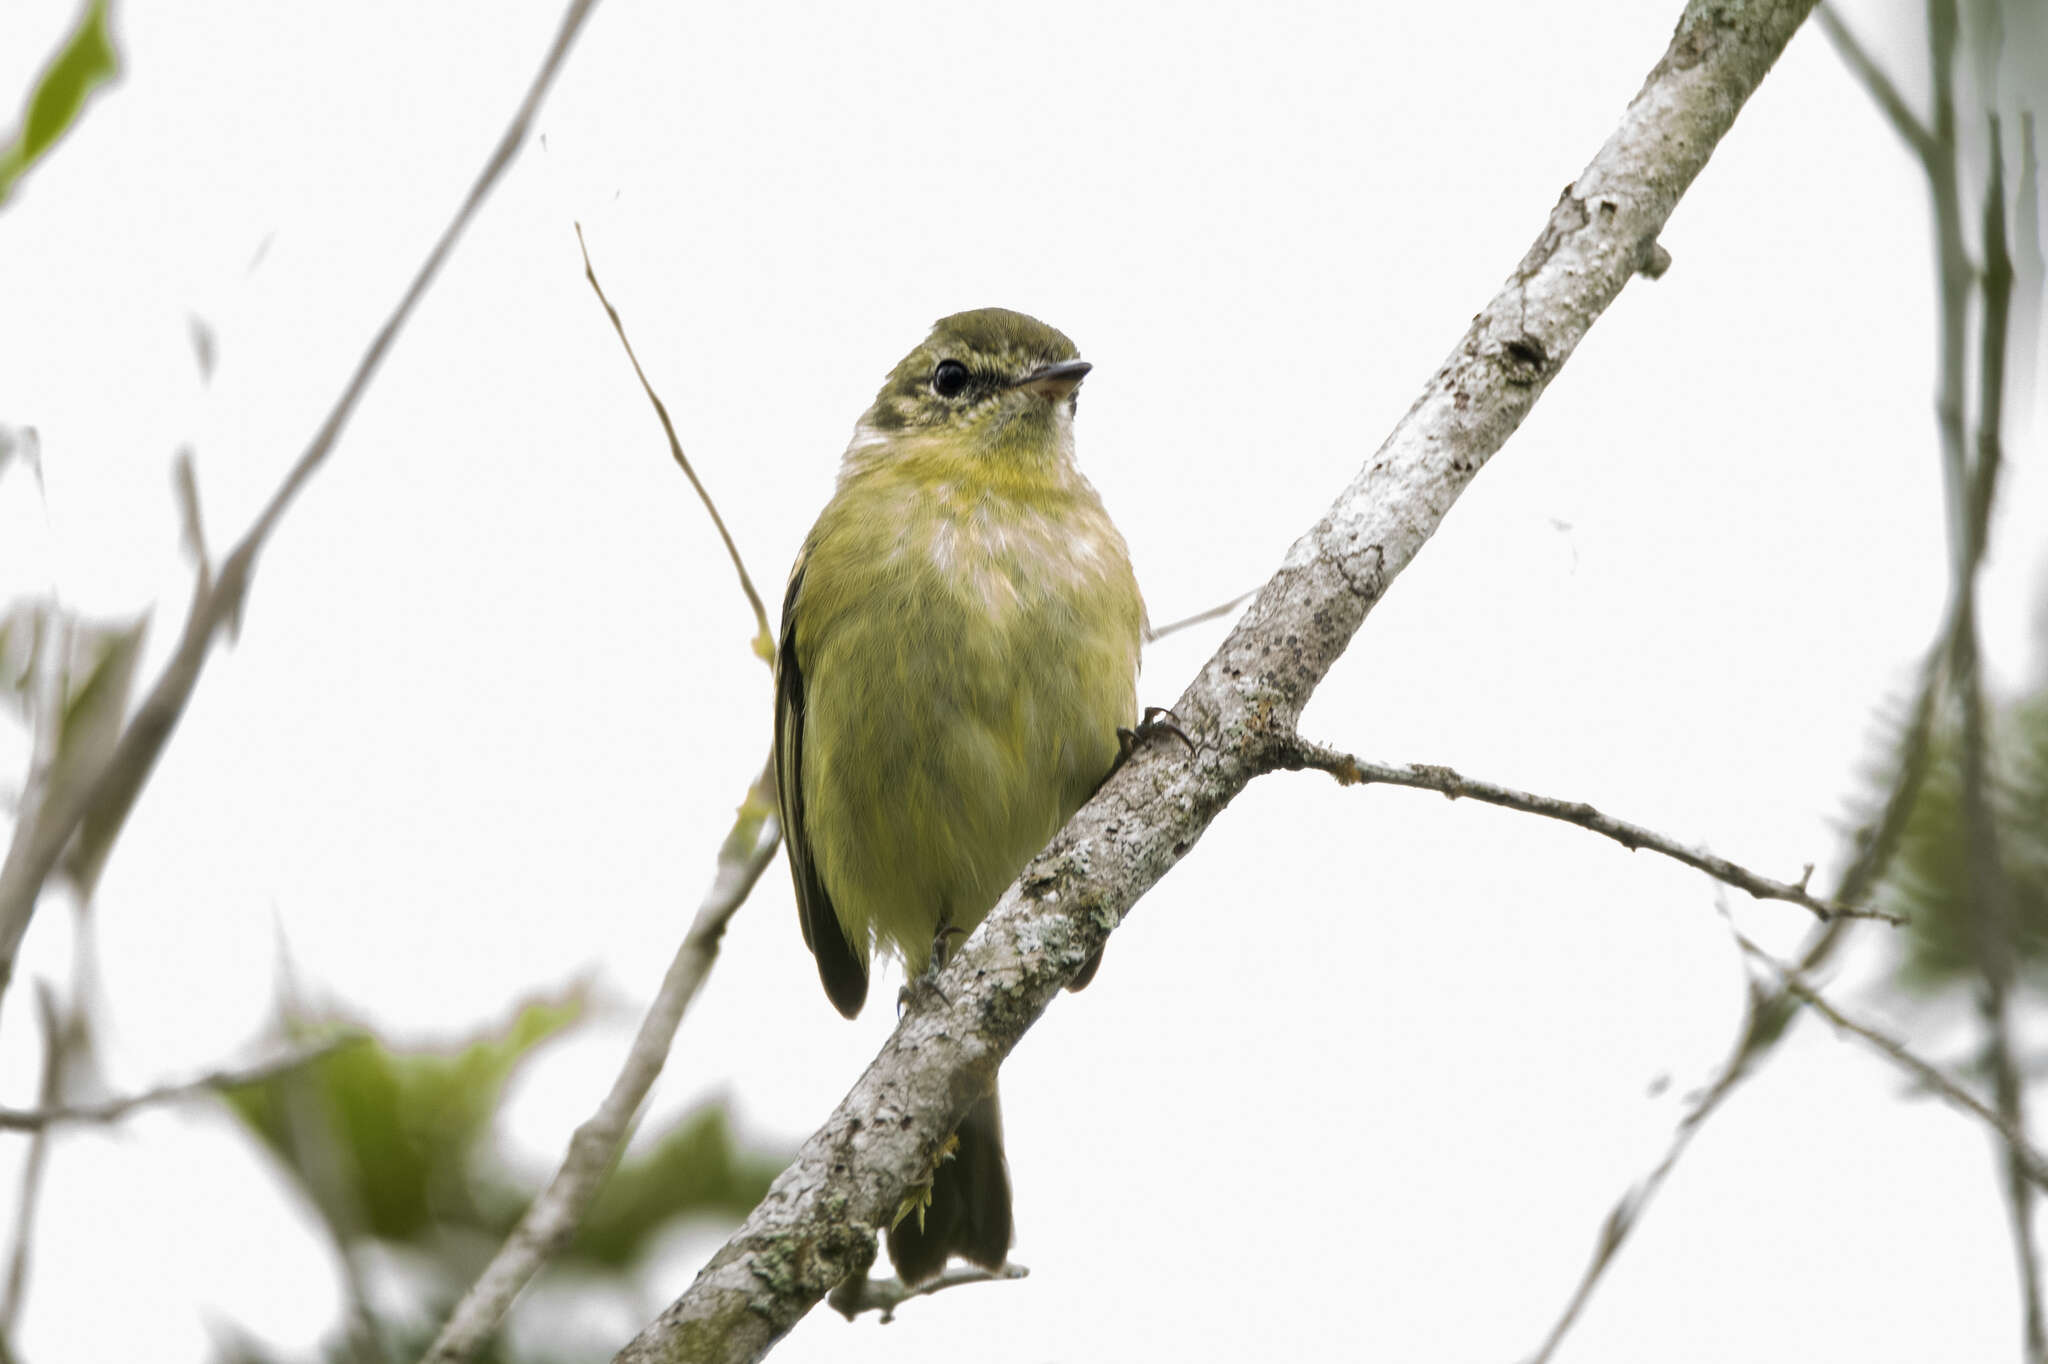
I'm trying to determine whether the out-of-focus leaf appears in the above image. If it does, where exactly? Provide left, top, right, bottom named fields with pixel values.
left=566, top=1100, right=788, bottom=1269
left=0, top=601, right=48, bottom=718
left=173, top=447, right=209, bottom=571
left=1877, top=684, right=2048, bottom=993
left=188, top=314, right=217, bottom=383
left=0, top=0, right=121, bottom=208
left=224, top=992, right=585, bottom=1247
left=41, top=616, right=147, bottom=901
left=0, top=424, right=44, bottom=492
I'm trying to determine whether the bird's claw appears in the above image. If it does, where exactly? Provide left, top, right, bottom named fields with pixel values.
left=1116, top=706, right=1194, bottom=763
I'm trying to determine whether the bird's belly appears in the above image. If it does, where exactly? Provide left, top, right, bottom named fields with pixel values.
left=802, top=583, right=1133, bottom=976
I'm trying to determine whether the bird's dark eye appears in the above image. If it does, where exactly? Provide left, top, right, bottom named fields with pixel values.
left=931, top=359, right=969, bottom=398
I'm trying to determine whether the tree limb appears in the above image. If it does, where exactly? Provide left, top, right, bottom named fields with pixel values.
left=1278, top=737, right=1902, bottom=923
left=614, top=5, right=1822, bottom=1360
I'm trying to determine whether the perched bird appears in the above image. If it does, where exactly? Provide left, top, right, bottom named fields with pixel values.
left=774, top=307, right=1144, bottom=1285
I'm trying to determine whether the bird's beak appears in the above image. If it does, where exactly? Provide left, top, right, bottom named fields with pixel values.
left=1013, top=359, right=1092, bottom=399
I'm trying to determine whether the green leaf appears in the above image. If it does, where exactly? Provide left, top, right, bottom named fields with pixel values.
left=223, top=992, right=587, bottom=1247
left=0, top=0, right=121, bottom=208
left=565, top=1101, right=788, bottom=1269
left=1875, top=684, right=2048, bottom=993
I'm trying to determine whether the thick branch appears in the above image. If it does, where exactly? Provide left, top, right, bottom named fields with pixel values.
left=615, top=5, right=1821, bottom=1361
left=1278, top=737, right=1901, bottom=923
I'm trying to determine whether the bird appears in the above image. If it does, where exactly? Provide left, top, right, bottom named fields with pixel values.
left=774, top=307, right=1144, bottom=1285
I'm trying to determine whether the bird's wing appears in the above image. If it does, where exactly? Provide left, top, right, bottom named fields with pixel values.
left=775, top=556, right=869, bottom=1018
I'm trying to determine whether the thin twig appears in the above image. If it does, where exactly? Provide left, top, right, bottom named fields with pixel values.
left=1528, top=650, right=1946, bottom=1363
left=0, top=0, right=605, bottom=1017
left=1143, top=590, right=1252, bottom=644
left=575, top=225, right=776, bottom=665
left=828, top=1262, right=1028, bottom=1324
left=0, top=985, right=62, bottom=1343
left=0, top=1033, right=357, bottom=1132
left=421, top=762, right=783, bottom=1364
left=1278, top=737, right=1902, bottom=924
left=1730, top=925, right=2048, bottom=1192
left=1815, top=6, right=1940, bottom=166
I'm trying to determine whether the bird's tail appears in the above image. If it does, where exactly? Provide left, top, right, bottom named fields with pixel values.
left=886, top=1088, right=1012, bottom=1285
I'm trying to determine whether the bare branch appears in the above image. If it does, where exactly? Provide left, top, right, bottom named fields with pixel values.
left=1530, top=651, right=1946, bottom=1363
left=0, top=0, right=605, bottom=1016
left=575, top=226, right=777, bottom=665
left=1279, top=737, right=1902, bottom=924
left=1730, top=925, right=2048, bottom=1191
left=0, top=985, right=62, bottom=1343
left=615, top=6, right=1824, bottom=1359
left=0, top=1033, right=356, bottom=1133
left=1815, top=6, right=1939, bottom=165
left=421, top=762, right=782, bottom=1364
left=1143, top=590, right=1251, bottom=644
left=827, top=1263, right=1028, bottom=1325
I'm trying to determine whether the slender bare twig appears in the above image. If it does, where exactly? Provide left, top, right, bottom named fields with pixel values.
left=0, top=986, right=62, bottom=1343
left=1143, top=591, right=1252, bottom=644
left=0, top=0, right=605, bottom=1017
left=421, top=763, right=782, bottom=1364
left=1815, top=6, right=1940, bottom=165
left=1954, top=100, right=2042, bottom=1364
left=616, top=7, right=1823, bottom=1359
left=1729, top=925, right=2048, bottom=1192
left=574, top=226, right=776, bottom=665
left=828, top=1262, right=1028, bottom=1325
left=0, top=1033, right=357, bottom=1132
left=1279, top=737, right=1902, bottom=924
left=1528, top=650, right=1946, bottom=1364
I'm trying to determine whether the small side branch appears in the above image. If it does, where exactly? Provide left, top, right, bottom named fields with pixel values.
left=1731, top=927, right=2048, bottom=1193
left=0, top=1033, right=357, bottom=1133
left=1277, top=738, right=1900, bottom=925
left=421, top=763, right=782, bottom=1364
left=1143, top=591, right=1252, bottom=645
left=575, top=226, right=775, bottom=664
left=0, top=986, right=63, bottom=1343
left=1815, top=6, right=1939, bottom=166
left=827, top=1263, right=1028, bottom=1325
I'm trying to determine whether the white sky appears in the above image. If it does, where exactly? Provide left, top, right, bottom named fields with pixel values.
left=1, top=1, right=2044, bottom=1361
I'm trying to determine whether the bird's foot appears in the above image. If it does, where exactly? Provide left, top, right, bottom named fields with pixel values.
left=1114, top=706, right=1195, bottom=771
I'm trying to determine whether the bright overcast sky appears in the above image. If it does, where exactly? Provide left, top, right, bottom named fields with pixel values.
left=1, top=1, right=2043, bottom=1361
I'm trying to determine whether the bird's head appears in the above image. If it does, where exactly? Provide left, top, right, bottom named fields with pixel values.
left=850, top=308, right=1090, bottom=471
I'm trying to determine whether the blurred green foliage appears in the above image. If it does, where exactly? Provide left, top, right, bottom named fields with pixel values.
left=218, top=994, right=788, bottom=1363
left=1868, top=678, right=2048, bottom=994
left=0, top=0, right=120, bottom=208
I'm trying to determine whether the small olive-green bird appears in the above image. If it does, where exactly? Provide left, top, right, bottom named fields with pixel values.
left=774, top=307, right=1143, bottom=1285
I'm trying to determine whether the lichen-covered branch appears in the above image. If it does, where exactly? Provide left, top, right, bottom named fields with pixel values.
left=613, top=5, right=1822, bottom=1361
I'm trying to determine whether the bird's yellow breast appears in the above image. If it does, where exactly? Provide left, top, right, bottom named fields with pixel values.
left=789, top=451, right=1142, bottom=976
